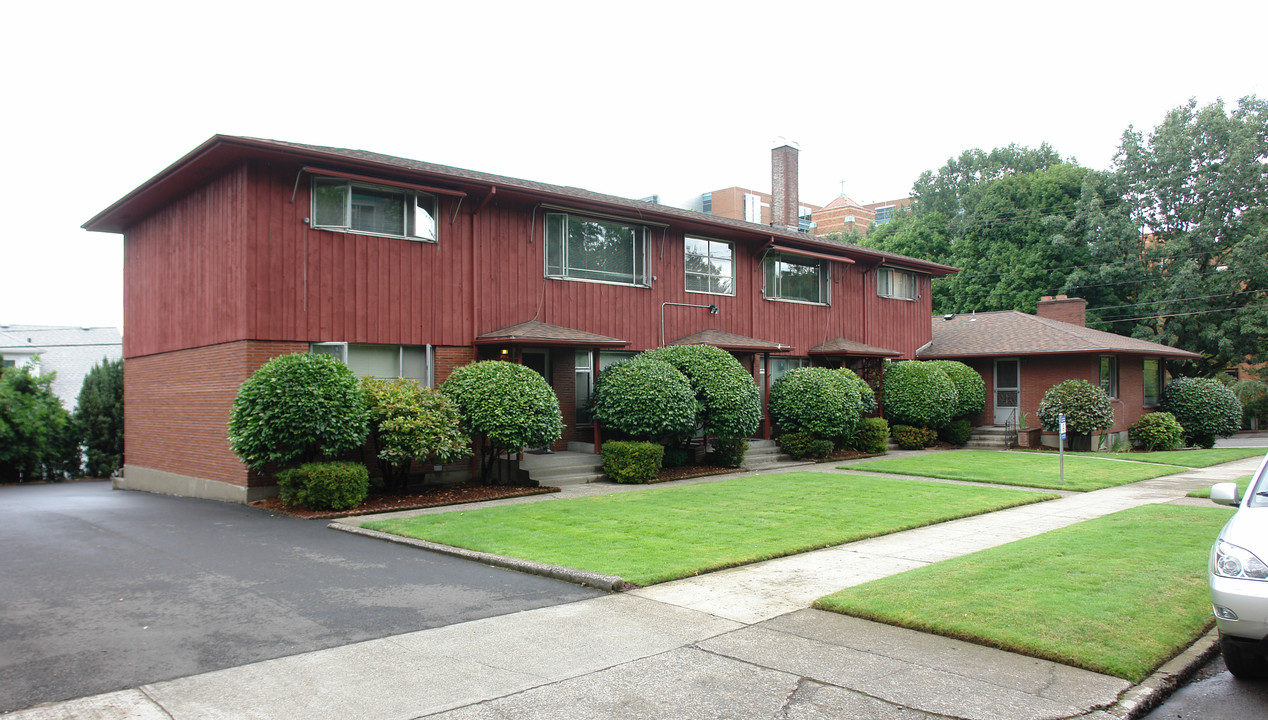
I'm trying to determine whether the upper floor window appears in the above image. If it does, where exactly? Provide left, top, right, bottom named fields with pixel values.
left=877, top=267, right=918, bottom=301
left=1142, top=358, right=1162, bottom=406
left=545, top=212, right=649, bottom=287
left=875, top=205, right=895, bottom=224
left=1100, top=356, right=1119, bottom=398
left=684, top=236, right=734, bottom=296
left=764, top=252, right=828, bottom=305
left=744, top=193, right=763, bottom=223
left=701, top=192, right=713, bottom=214
left=312, top=177, right=437, bottom=241
left=312, top=343, right=431, bottom=386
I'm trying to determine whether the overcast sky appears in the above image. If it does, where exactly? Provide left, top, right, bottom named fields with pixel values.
left=3, top=0, right=1264, bottom=331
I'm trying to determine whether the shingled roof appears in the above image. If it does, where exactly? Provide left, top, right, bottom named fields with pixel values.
left=917, top=311, right=1201, bottom=359
left=809, top=337, right=901, bottom=357
left=668, top=329, right=791, bottom=353
left=474, top=320, right=626, bottom=347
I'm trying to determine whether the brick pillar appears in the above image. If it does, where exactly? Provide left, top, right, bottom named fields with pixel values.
left=771, top=143, right=799, bottom=229
left=1036, top=295, right=1087, bottom=327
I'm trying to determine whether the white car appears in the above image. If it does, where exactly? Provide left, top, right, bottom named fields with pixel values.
left=1210, top=455, right=1268, bottom=679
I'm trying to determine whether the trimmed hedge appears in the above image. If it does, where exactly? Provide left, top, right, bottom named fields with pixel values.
left=769, top=367, right=862, bottom=440
left=779, top=431, right=834, bottom=460
left=707, top=437, right=748, bottom=468
left=601, top=440, right=664, bottom=483
left=927, top=360, right=986, bottom=419
left=592, top=357, right=698, bottom=440
left=839, top=369, right=877, bottom=415
left=640, top=345, right=761, bottom=439
left=883, top=361, right=956, bottom=429
left=228, top=353, right=369, bottom=470
left=1129, top=412, right=1184, bottom=452
left=892, top=424, right=937, bottom=450
left=441, top=361, right=563, bottom=453
left=276, top=461, right=370, bottom=511
left=1037, top=379, right=1114, bottom=436
left=1159, top=376, right=1242, bottom=448
left=362, top=377, right=470, bottom=487
left=938, top=418, right=973, bottom=446
left=849, top=417, right=890, bottom=454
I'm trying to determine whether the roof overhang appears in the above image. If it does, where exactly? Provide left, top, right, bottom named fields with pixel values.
left=809, top=338, right=902, bottom=357
left=474, top=320, right=627, bottom=347
left=669, top=330, right=791, bottom=353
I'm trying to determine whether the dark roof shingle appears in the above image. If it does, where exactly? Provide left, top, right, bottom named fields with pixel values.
left=917, top=311, right=1201, bottom=359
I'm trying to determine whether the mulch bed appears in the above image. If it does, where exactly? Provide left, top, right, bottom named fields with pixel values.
left=249, top=482, right=560, bottom=520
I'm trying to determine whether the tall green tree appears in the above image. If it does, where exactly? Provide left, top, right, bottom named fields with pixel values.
left=1115, top=95, right=1268, bottom=375
left=0, top=364, right=80, bottom=482
left=75, top=357, right=124, bottom=478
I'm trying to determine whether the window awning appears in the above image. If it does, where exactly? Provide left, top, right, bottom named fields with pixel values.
left=669, top=329, right=791, bottom=353
left=809, top=338, right=901, bottom=357
left=766, top=242, right=856, bottom=265
left=475, top=320, right=627, bottom=347
left=303, top=166, right=467, bottom=198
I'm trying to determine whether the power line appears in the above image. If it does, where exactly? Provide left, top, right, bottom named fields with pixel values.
left=1087, top=302, right=1268, bottom=325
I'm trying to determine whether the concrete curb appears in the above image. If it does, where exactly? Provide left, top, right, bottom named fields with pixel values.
left=328, top=523, right=630, bottom=592
left=1108, top=629, right=1221, bottom=718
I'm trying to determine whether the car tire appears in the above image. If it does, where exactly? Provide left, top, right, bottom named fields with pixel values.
left=1220, top=635, right=1268, bottom=679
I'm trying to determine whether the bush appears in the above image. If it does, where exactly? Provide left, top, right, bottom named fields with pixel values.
left=601, top=440, right=664, bottom=483
left=592, top=357, right=698, bottom=440
left=938, top=418, right=973, bottom=446
left=769, top=367, right=862, bottom=440
left=0, top=365, right=79, bottom=482
left=1231, top=379, right=1268, bottom=430
left=1129, top=412, right=1185, bottom=451
left=927, top=360, right=985, bottom=419
left=1159, top=376, right=1243, bottom=448
left=662, top=446, right=689, bottom=468
left=707, top=437, right=748, bottom=468
left=276, top=461, right=370, bottom=511
left=1037, top=379, right=1114, bottom=436
left=228, top=353, right=369, bottom=470
left=74, top=357, right=124, bottom=478
left=778, top=431, right=834, bottom=460
left=362, top=377, right=470, bottom=489
left=441, top=361, right=563, bottom=481
left=849, top=417, right=890, bottom=454
left=640, top=345, right=761, bottom=440
left=838, top=369, right=877, bottom=415
left=891, top=424, right=937, bottom=450
left=882, top=361, right=956, bottom=429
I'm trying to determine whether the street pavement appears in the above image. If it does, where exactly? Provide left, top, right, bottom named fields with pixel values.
left=7, top=445, right=1264, bottom=719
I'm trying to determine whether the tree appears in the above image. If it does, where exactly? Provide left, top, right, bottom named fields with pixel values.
left=0, top=364, right=79, bottom=482
left=227, top=353, right=369, bottom=470
left=638, top=345, right=761, bottom=439
left=361, top=377, right=470, bottom=490
left=591, top=356, right=698, bottom=441
left=1115, top=96, right=1268, bottom=374
left=74, top=357, right=124, bottom=478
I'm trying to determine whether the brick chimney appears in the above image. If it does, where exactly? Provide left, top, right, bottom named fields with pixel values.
left=771, top=141, right=799, bottom=230
left=1037, top=295, right=1087, bottom=326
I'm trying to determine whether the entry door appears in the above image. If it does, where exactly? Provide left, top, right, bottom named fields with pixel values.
left=521, top=349, right=550, bottom=385
left=994, top=359, right=1020, bottom=425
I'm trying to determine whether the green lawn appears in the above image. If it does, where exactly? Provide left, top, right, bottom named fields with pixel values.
left=1187, top=475, right=1254, bottom=498
left=363, top=472, right=1056, bottom=586
left=1064, top=447, right=1262, bottom=468
left=814, top=504, right=1233, bottom=682
left=843, top=450, right=1178, bottom=491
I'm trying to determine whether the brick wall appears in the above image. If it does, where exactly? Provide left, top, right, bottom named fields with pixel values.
left=1036, top=295, right=1087, bottom=327
left=434, top=345, right=475, bottom=386
left=125, top=340, right=307, bottom=489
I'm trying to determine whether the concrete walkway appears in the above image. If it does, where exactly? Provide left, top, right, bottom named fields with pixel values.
left=11, top=451, right=1262, bottom=720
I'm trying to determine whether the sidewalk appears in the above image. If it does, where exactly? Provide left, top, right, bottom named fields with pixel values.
left=11, top=452, right=1261, bottom=720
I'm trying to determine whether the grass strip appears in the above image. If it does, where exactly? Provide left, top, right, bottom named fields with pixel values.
left=814, top=504, right=1233, bottom=682
left=843, top=450, right=1177, bottom=491
left=1016, top=447, right=1262, bottom=467
left=363, top=472, right=1056, bottom=586
left=1187, top=475, right=1253, bottom=498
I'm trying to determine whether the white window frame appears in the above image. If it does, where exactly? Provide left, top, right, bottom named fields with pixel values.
left=763, top=252, right=829, bottom=305
left=684, top=236, right=735, bottom=296
left=311, top=177, right=438, bottom=242
left=877, top=267, right=918, bottom=301
left=544, top=212, right=650, bottom=288
left=311, top=342, right=434, bottom=387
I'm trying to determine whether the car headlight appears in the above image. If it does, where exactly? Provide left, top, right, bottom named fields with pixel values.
left=1214, top=541, right=1268, bottom=580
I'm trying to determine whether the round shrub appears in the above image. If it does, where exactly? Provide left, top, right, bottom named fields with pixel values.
left=838, top=369, right=877, bottom=415
left=1037, top=379, right=1114, bottom=436
left=592, top=357, right=698, bottom=440
left=882, top=361, right=956, bottom=429
left=938, top=418, right=973, bottom=446
left=927, top=360, right=985, bottom=419
left=849, top=417, right=890, bottom=454
left=891, top=424, right=936, bottom=450
left=228, top=353, right=369, bottom=470
left=601, top=440, right=664, bottom=483
left=1129, top=412, right=1184, bottom=451
left=707, top=437, right=749, bottom=468
left=362, top=377, right=470, bottom=488
left=441, top=361, right=563, bottom=453
left=1159, top=376, right=1242, bottom=448
left=639, top=345, right=761, bottom=439
left=769, top=367, right=862, bottom=440
left=778, top=431, right=834, bottom=460
left=276, top=461, right=370, bottom=511
left=1232, top=379, right=1268, bottom=429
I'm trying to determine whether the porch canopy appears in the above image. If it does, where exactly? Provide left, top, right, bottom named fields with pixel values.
left=668, top=329, right=791, bottom=353
left=474, top=320, right=627, bottom=347
left=809, top=337, right=901, bottom=358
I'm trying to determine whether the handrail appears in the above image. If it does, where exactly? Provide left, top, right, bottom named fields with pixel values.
left=1002, top=407, right=1019, bottom=449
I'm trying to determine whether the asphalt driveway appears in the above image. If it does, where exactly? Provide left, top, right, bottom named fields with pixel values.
left=0, top=481, right=603, bottom=714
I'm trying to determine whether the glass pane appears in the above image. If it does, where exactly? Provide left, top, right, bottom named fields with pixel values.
left=311, top=343, right=346, bottom=362
left=684, top=237, right=707, bottom=258
left=350, top=186, right=406, bottom=236
left=402, top=346, right=429, bottom=383
left=776, top=258, right=822, bottom=303
left=1143, top=359, right=1159, bottom=405
left=996, top=360, right=1018, bottom=388
left=566, top=217, right=635, bottom=283
left=347, top=344, right=400, bottom=378
left=598, top=351, right=635, bottom=372
left=575, top=369, right=592, bottom=424
left=411, top=193, right=437, bottom=241
left=546, top=214, right=565, bottom=276
left=710, top=241, right=732, bottom=262
left=313, top=180, right=348, bottom=228
left=685, top=273, right=710, bottom=292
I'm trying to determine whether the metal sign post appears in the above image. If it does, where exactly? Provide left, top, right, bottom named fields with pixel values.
left=1058, top=413, right=1066, bottom=485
